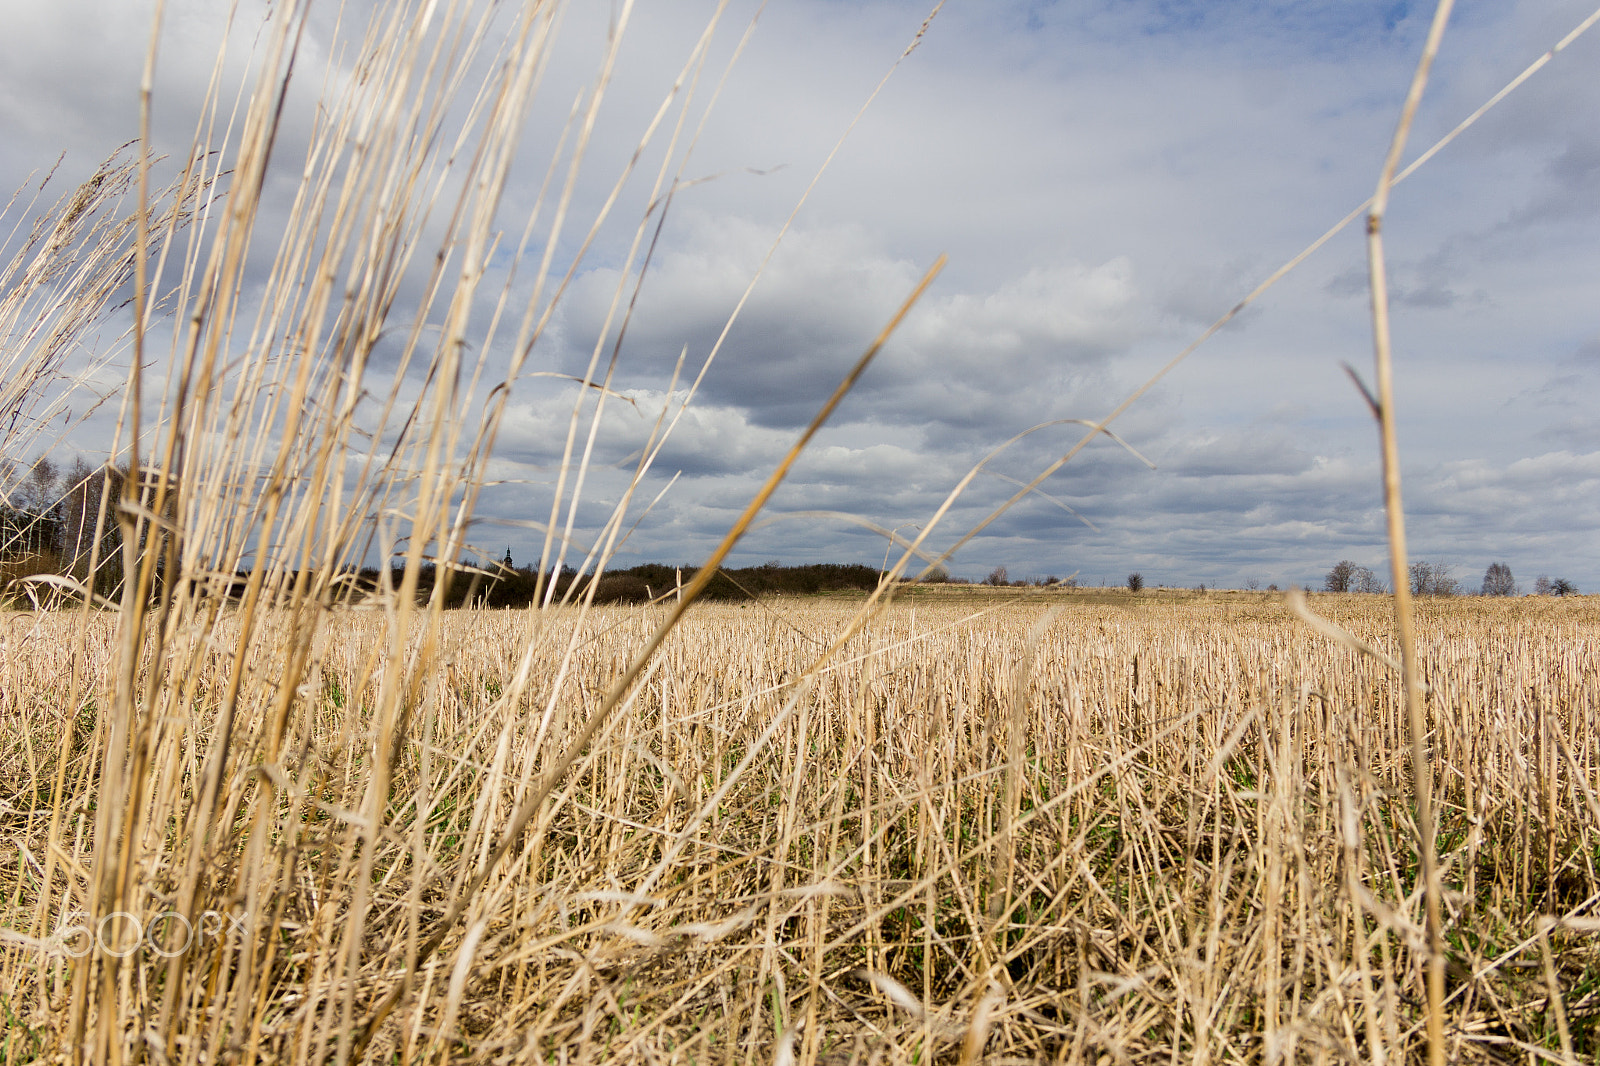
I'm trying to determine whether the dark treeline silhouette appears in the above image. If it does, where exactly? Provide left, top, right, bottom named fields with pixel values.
left=383, top=560, right=890, bottom=609
left=5, top=455, right=901, bottom=609
left=3, top=460, right=902, bottom=610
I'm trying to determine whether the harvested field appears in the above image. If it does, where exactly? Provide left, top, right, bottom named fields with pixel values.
left=3, top=592, right=1598, bottom=1063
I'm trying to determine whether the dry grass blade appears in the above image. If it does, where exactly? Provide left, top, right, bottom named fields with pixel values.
left=958, top=988, right=1003, bottom=1066
left=1537, top=918, right=1578, bottom=1065
left=1365, top=4, right=1455, bottom=1063
left=773, top=1026, right=799, bottom=1066
left=1284, top=588, right=1406, bottom=675
left=854, top=970, right=925, bottom=1019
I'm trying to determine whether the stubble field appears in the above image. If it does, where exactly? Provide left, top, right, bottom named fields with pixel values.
left=3, top=590, right=1598, bottom=1064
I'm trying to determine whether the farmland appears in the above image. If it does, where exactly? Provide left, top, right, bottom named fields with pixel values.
left=1, top=0, right=1596, bottom=1058
left=3, top=591, right=1597, bottom=1063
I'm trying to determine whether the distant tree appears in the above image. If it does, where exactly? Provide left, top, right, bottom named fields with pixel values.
left=1, top=456, right=65, bottom=561
left=1266, top=583, right=1279, bottom=592
left=1480, top=562, right=1517, bottom=597
left=57, top=460, right=125, bottom=597
left=1409, top=560, right=1460, bottom=597
left=1244, top=577, right=1260, bottom=591
left=1530, top=574, right=1576, bottom=597
left=1126, top=572, right=1144, bottom=593
left=985, top=566, right=1009, bottom=587
left=57, top=458, right=97, bottom=568
left=920, top=565, right=950, bottom=583
left=1325, top=560, right=1358, bottom=593
left=1352, top=566, right=1385, bottom=594
left=23, top=456, right=60, bottom=514
left=0, top=456, right=130, bottom=606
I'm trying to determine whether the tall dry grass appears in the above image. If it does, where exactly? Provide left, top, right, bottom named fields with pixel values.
left=3, top=594, right=1599, bottom=1063
left=2, top=0, right=1599, bottom=1064
left=0, top=149, right=206, bottom=492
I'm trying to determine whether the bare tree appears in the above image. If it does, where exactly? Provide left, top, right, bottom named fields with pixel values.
left=1531, top=575, right=1576, bottom=597
left=1330, top=562, right=1384, bottom=593
left=1480, top=562, right=1517, bottom=597
left=1325, top=560, right=1358, bottom=593
left=985, top=566, right=1008, bottom=587
left=1410, top=560, right=1461, bottom=597
left=1127, top=572, right=1144, bottom=593
left=24, top=456, right=60, bottom=514
left=0, top=456, right=63, bottom=559
left=56, top=462, right=125, bottom=600
left=58, top=458, right=98, bottom=574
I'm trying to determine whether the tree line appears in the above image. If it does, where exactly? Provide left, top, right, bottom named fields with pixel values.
left=380, top=559, right=892, bottom=609
left=1324, top=559, right=1577, bottom=597
left=0, top=457, right=129, bottom=602
left=3, top=451, right=918, bottom=609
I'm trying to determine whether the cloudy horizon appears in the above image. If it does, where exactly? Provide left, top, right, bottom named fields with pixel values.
left=2, top=0, right=1596, bottom=592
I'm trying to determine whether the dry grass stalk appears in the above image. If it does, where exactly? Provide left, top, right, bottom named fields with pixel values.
left=1364, top=4, right=1456, bottom=1063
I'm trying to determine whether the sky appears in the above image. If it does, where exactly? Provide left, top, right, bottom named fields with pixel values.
left=1, top=0, right=1597, bottom=591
